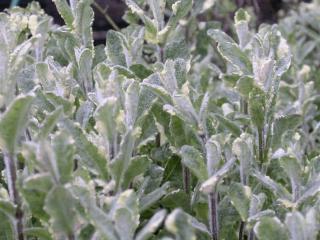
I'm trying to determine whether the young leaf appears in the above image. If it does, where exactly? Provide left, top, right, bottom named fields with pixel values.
left=125, top=0, right=158, bottom=43
left=207, top=29, right=235, bottom=45
left=74, top=0, right=94, bottom=50
left=208, top=29, right=252, bottom=74
left=234, top=9, right=251, bottom=49
left=52, top=0, right=74, bottom=28
left=125, top=81, right=140, bottom=127
left=109, top=129, right=136, bottom=191
left=158, top=0, right=193, bottom=43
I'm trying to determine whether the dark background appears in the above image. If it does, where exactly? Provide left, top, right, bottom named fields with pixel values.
left=0, top=0, right=313, bottom=44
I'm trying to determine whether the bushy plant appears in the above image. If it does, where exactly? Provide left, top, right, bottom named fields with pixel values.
left=0, top=1, right=320, bottom=240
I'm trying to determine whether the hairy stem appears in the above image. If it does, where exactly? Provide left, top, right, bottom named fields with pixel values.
left=182, top=165, right=190, bottom=195
left=68, top=233, right=75, bottom=240
left=4, top=152, right=24, bottom=240
left=240, top=98, right=248, bottom=115
left=258, top=127, right=264, bottom=170
left=248, top=229, right=255, bottom=240
left=239, top=221, right=245, bottom=240
left=209, top=192, right=219, bottom=240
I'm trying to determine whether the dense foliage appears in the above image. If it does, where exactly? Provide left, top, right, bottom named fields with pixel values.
left=0, top=0, right=320, bottom=239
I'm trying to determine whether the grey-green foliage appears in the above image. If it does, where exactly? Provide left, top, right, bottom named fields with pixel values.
left=0, top=1, right=320, bottom=240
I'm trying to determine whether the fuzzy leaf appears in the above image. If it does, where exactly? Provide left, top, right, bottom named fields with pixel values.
left=95, top=97, right=119, bottom=143
left=172, top=93, right=199, bottom=127
left=248, top=87, right=266, bottom=129
left=229, top=183, right=251, bottom=221
left=140, top=182, right=170, bottom=211
left=44, top=186, right=77, bottom=237
left=200, top=157, right=236, bottom=193
left=165, top=209, right=196, bottom=240
left=232, top=137, right=252, bottom=184
left=285, top=211, right=316, bottom=240
left=61, top=119, right=108, bottom=179
left=211, top=113, right=241, bottom=137
left=52, top=131, right=75, bottom=184
left=180, top=145, right=208, bottom=181
left=0, top=211, right=14, bottom=240
left=272, top=114, right=301, bottom=148
left=206, top=138, right=221, bottom=176
left=109, top=129, right=136, bottom=191
left=115, top=208, right=138, bottom=240
left=236, top=75, right=254, bottom=98
left=0, top=95, right=34, bottom=154
left=254, top=217, right=289, bottom=240
left=23, top=228, right=52, bottom=240
left=158, top=0, right=193, bottom=43
left=105, top=30, right=129, bottom=67
left=125, top=81, right=140, bottom=127
left=37, top=107, right=63, bottom=140
left=208, top=29, right=252, bottom=74
left=253, top=170, right=291, bottom=200
left=234, top=9, right=251, bottom=49
left=122, top=155, right=151, bottom=189
left=135, top=209, right=167, bottom=240
left=74, top=0, right=94, bottom=50
left=52, top=0, right=74, bottom=27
